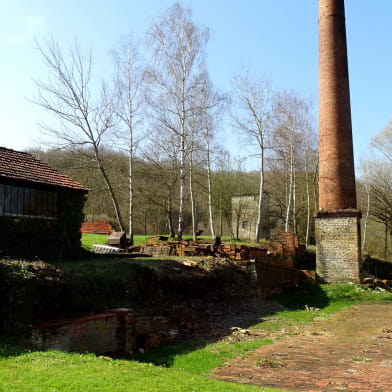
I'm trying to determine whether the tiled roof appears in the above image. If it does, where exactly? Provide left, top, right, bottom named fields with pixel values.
left=0, top=147, right=88, bottom=191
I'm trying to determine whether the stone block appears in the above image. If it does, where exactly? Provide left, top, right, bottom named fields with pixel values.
left=315, top=211, right=361, bottom=283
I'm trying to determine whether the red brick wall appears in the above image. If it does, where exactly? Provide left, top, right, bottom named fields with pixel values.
left=80, top=221, right=114, bottom=235
left=254, top=232, right=307, bottom=296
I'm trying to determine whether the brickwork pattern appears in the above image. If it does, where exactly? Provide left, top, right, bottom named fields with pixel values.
left=80, top=221, right=114, bottom=235
left=318, top=0, right=357, bottom=210
left=256, top=232, right=307, bottom=296
left=214, top=302, right=392, bottom=392
left=317, top=0, right=361, bottom=283
left=268, top=232, right=300, bottom=263
left=315, top=213, right=360, bottom=283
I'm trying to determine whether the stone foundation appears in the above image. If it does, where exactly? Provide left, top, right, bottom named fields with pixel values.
left=315, top=210, right=361, bottom=283
left=32, top=312, right=120, bottom=353
left=31, top=309, right=176, bottom=354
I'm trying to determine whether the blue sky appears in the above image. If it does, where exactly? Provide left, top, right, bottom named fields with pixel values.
left=1, top=0, right=391, bottom=169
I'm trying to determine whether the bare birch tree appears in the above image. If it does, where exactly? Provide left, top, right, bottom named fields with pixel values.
left=198, top=73, right=224, bottom=241
left=368, top=162, right=392, bottom=259
left=188, top=109, right=200, bottom=240
left=371, top=119, right=392, bottom=163
left=202, top=99, right=217, bottom=241
left=274, top=91, right=312, bottom=235
left=146, top=3, right=209, bottom=239
left=33, top=39, right=125, bottom=230
left=231, top=71, right=274, bottom=241
left=363, top=123, right=392, bottom=258
left=362, top=182, right=371, bottom=254
left=112, top=35, right=145, bottom=245
left=300, top=109, right=317, bottom=246
left=141, top=129, right=179, bottom=238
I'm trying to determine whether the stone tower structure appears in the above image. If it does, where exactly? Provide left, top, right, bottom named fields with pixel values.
left=316, top=0, right=361, bottom=283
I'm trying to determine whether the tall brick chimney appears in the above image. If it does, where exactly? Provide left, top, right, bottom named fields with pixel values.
left=316, top=0, right=361, bottom=283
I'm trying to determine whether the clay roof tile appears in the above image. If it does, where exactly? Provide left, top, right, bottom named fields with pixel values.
left=0, top=147, right=88, bottom=191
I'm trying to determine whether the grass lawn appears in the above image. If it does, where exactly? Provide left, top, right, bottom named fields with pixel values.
left=1, top=283, right=391, bottom=392
left=0, top=342, right=283, bottom=392
left=81, top=234, right=153, bottom=251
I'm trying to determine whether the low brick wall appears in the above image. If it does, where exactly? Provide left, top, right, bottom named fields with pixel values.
left=80, top=221, right=114, bottom=235
left=255, top=259, right=306, bottom=297
left=31, top=309, right=175, bottom=354
left=140, top=245, right=173, bottom=257
left=32, top=312, right=120, bottom=353
left=254, top=232, right=308, bottom=296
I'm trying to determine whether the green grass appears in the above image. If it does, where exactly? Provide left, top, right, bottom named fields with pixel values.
left=81, top=234, right=153, bottom=251
left=0, top=341, right=285, bottom=392
left=251, top=282, right=392, bottom=331
left=131, top=338, right=273, bottom=376
left=0, top=349, right=285, bottom=392
left=1, top=283, right=392, bottom=392
left=81, top=233, right=108, bottom=250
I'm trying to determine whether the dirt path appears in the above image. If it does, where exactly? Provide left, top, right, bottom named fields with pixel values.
left=213, top=302, right=392, bottom=392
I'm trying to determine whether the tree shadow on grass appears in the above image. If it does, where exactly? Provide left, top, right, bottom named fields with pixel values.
left=0, top=336, right=31, bottom=358
left=123, top=281, right=330, bottom=369
left=127, top=339, right=208, bottom=368
left=270, top=280, right=330, bottom=311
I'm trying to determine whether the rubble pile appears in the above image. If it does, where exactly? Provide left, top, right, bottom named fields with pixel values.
left=131, top=237, right=269, bottom=260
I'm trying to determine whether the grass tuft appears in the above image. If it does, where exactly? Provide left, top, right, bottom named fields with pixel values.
left=1, top=280, right=392, bottom=391
left=131, top=338, right=273, bottom=376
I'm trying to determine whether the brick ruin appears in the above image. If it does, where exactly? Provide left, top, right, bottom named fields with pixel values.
left=316, top=0, right=361, bottom=283
left=80, top=221, right=114, bottom=235
left=31, top=309, right=177, bottom=354
left=29, top=231, right=308, bottom=354
left=127, top=232, right=309, bottom=299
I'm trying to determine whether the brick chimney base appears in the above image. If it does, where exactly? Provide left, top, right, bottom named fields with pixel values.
left=315, top=210, right=361, bottom=283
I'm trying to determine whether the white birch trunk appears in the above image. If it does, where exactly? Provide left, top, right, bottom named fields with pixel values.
left=255, top=150, right=264, bottom=241
left=361, top=183, right=370, bottom=253
left=285, top=154, right=293, bottom=232
left=292, top=156, right=297, bottom=235
left=177, top=69, right=186, bottom=240
left=178, top=133, right=185, bottom=239
left=128, top=114, right=134, bottom=245
left=189, top=144, right=197, bottom=241
left=95, top=152, right=124, bottom=232
left=205, top=126, right=216, bottom=240
left=304, top=153, right=311, bottom=247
